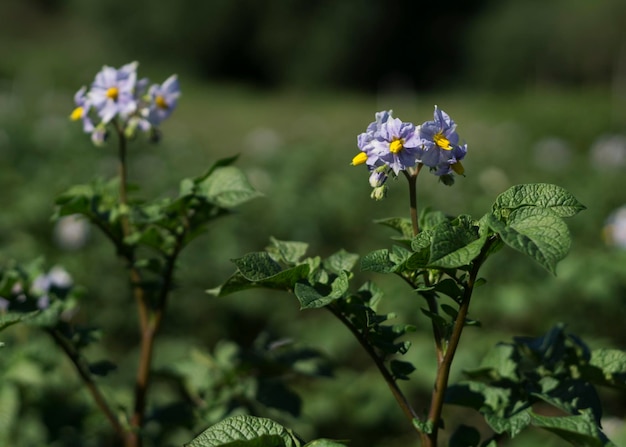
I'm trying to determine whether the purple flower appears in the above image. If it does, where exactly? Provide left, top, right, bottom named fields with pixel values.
left=70, top=86, right=95, bottom=133
left=370, top=117, right=422, bottom=174
left=419, top=106, right=467, bottom=176
left=147, top=75, right=180, bottom=125
left=352, top=110, right=392, bottom=166
left=88, top=62, right=139, bottom=123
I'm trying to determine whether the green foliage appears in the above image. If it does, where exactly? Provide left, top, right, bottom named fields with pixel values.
left=447, top=325, right=618, bottom=446
left=487, top=183, right=585, bottom=274
left=184, top=415, right=303, bottom=447
left=185, top=414, right=349, bottom=447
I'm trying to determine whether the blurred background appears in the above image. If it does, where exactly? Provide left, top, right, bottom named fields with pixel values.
left=1, top=0, right=626, bottom=446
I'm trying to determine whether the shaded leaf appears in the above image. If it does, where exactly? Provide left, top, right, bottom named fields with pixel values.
left=294, top=272, right=349, bottom=309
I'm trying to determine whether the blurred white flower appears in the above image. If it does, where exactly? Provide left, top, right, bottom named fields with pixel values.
left=532, top=137, right=572, bottom=170
left=603, top=205, right=626, bottom=248
left=590, top=134, right=626, bottom=169
left=31, top=266, right=73, bottom=310
left=54, top=214, right=90, bottom=250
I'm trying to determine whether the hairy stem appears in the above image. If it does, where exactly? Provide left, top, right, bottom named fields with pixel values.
left=48, top=328, right=126, bottom=439
left=424, top=237, right=495, bottom=447
left=402, top=167, right=421, bottom=236
left=326, top=305, right=420, bottom=431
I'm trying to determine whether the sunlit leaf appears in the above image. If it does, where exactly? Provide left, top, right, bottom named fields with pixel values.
left=185, top=415, right=301, bottom=447
left=493, top=183, right=586, bottom=218
left=486, top=208, right=570, bottom=275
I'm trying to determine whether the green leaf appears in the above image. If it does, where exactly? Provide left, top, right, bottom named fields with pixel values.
left=322, top=250, right=359, bottom=275
left=582, top=349, right=626, bottom=389
left=185, top=415, right=301, bottom=447
left=233, top=253, right=283, bottom=281
left=484, top=410, right=532, bottom=438
left=493, top=183, right=586, bottom=218
left=374, top=217, right=415, bottom=239
left=208, top=264, right=310, bottom=297
left=419, top=207, right=448, bottom=231
left=0, top=311, right=41, bottom=332
left=361, top=249, right=396, bottom=273
left=486, top=208, right=571, bottom=275
left=294, top=271, right=349, bottom=309
left=428, top=217, right=486, bottom=268
left=390, top=359, right=416, bottom=380
left=529, top=409, right=611, bottom=447
left=266, top=238, right=309, bottom=265
left=198, top=166, right=262, bottom=208
left=193, top=155, right=241, bottom=184
left=303, top=440, right=347, bottom=447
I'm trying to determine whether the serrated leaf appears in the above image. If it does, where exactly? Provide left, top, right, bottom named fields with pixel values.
left=184, top=415, right=301, bottom=447
left=198, top=166, right=262, bottom=208
left=493, top=183, right=586, bottom=218
left=428, top=218, right=486, bottom=268
left=486, top=208, right=570, bottom=275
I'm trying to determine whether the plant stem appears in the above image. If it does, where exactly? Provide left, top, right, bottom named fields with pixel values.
left=403, top=165, right=422, bottom=237
left=113, top=124, right=152, bottom=447
left=424, top=238, right=495, bottom=447
left=327, top=305, right=420, bottom=428
left=48, top=328, right=126, bottom=439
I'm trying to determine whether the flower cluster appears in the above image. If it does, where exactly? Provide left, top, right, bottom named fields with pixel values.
left=70, top=62, right=180, bottom=145
left=352, top=106, right=467, bottom=198
left=0, top=266, right=73, bottom=312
